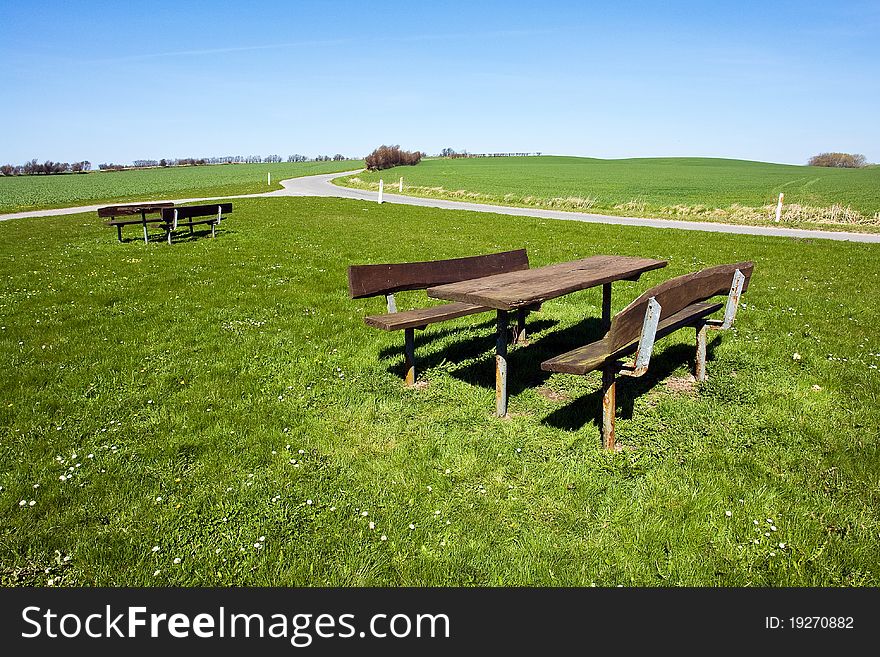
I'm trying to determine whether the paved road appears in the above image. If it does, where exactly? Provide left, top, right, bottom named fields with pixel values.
left=2, top=169, right=879, bottom=243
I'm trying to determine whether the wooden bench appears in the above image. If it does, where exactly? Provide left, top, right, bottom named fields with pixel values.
left=541, top=261, right=754, bottom=449
left=98, top=203, right=175, bottom=243
left=158, top=203, right=232, bottom=244
left=349, top=249, right=537, bottom=385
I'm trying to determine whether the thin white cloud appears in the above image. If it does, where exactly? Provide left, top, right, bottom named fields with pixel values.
left=87, top=28, right=561, bottom=63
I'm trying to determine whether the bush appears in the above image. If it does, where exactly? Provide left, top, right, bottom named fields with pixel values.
left=364, top=145, right=422, bottom=171
left=808, top=152, right=867, bottom=168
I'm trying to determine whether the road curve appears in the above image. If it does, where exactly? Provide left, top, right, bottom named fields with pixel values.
left=2, top=168, right=879, bottom=243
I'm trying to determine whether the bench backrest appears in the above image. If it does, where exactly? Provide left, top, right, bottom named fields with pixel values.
left=97, top=202, right=174, bottom=217
left=161, top=203, right=233, bottom=221
left=348, top=249, right=530, bottom=299
left=608, top=261, right=754, bottom=352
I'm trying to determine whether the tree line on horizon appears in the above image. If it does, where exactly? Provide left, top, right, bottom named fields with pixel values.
left=0, top=153, right=352, bottom=176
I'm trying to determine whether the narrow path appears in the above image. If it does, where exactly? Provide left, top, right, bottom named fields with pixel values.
left=2, top=169, right=878, bottom=244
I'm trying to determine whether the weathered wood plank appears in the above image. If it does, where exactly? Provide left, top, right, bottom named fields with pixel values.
left=160, top=203, right=232, bottom=221
left=348, top=249, right=530, bottom=299
left=427, top=255, right=667, bottom=309
left=97, top=202, right=173, bottom=217
left=364, top=302, right=488, bottom=331
left=541, top=300, right=724, bottom=375
left=608, top=262, right=753, bottom=353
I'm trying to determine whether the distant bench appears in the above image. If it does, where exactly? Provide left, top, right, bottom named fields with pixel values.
left=541, top=262, right=754, bottom=449
left=98, top=203, right=175, bottom=243
left=158, top=203, right=232, bottom=244
left=348, top=249, right=537, bottom=385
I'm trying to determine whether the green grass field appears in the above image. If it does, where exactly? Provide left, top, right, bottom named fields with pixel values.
left=1, top=198, right=878, bottom=586
left=0, top=161, right=362, bottom=214
left=340, top=156, right=880, bottom=227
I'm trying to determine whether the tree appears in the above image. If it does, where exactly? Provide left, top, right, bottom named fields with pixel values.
left=808, top=152, right=867, bottom=168
left=365, top=145, right=422, bottom=171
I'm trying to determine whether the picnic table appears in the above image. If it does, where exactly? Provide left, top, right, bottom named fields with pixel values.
left=427, top=255, right=667, bottom=416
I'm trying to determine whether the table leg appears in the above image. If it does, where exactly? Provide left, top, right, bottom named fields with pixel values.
left=602, top=282, right=612, bottom=332
left=514, top=308, right=528, bottom=344
left=496, top=309, right=509, bottom=416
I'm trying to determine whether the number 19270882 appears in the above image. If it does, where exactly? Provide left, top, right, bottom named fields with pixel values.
left=765, top=616, right=854, bottom=629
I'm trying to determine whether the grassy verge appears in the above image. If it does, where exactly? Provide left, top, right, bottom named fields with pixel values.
left=1, top=198, right=878, bottom=586
left=336, top=156, right=880, bottom=232
left=0, top=161, right=363, bottom=214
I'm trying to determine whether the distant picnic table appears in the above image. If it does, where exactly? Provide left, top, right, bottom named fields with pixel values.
left=427, top=255, right=667, bottom=416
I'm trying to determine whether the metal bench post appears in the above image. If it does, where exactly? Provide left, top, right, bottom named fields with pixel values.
left=709, top=269, right=745, bottom=330
left=695, top=322, right=708, bottom=381
left=619, top=297, right=662, bottom=379
left=141, top=211, right=149, bottom=244
left=404, top=327, right=416, bottom=386
left=601, top=365, right=616, bottom=449
left=496, top=310, right=509, bottom=416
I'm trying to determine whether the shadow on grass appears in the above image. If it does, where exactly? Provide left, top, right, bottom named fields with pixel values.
left=379, top=316, right=562, bottom=381
left=119, top=226, right=225, bottom=244
left=542, top=336, right=721, bottom=432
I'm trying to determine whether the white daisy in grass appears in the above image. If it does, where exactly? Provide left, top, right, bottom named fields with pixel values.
left=306, top=499, right=313, bottom=505
left=153, top=570, right=160, bottom=576
left=152, top=546, right=160, bottom=552
left=368, top=522, right=375, bottom=530
left=173, top=558, right=181, bottom=564
left=259, top=536, right=265, bottom=542
left=771, top=526, right=777, bottom=532
left=409, top=524, right=415, bottom=530
left=29, top=500, right=35, bottom=506
left=779, top=543, right=786, bottom=549
left=19, top=500, right=26, bottom=506
left=380, top=535, right=387, bottom=541
left=361, top=511, right=369, bottom=517
left=725, top=511, right=732, bottom=517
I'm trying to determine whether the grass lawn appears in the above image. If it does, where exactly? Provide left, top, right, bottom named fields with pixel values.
left=339, top=156, right=880, bottom=229
left=0, top=161, right=363, bottom=214
left=1, top=197, right=878, bottom=586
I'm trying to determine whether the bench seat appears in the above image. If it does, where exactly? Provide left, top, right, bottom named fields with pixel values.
left=364, top=302, right=488, bottom=331
left=543, top=301, right=723, bottom=375
left=349, top=249, right=533, bottom=386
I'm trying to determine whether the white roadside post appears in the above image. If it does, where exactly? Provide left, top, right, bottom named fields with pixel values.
left=399, top=177, right=403, bottom=192
left=378, top=179, right=384, bottom=204
left=775, top=192, right=784, bottom=222
left=268, top=172, right=271, bottom=186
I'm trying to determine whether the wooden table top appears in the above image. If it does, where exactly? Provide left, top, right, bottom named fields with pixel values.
left=426, top=255, right=667, bottom=310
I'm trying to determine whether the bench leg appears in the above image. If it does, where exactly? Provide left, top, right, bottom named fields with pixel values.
left=143, top=222, right=149, bottom=244
left=496, top=310, right=509, bottom=416
left=404, top=327, right=416, bottom=386
left=602, top=282, right=613, bottom=332
left=116, top=225, right=122, bottom=242
left=190, top=224, right=194, bottom=235
left=695, top=322, right=708, bottom=381
left=514, top=308, right=528, bottom=344
left=166, top=228, right=172, bottom=245
left=211, top=222, right=216, bottom=238
left=601, top=365, right=616, bottom=450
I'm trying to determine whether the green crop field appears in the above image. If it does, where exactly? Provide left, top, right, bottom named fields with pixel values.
left=340, top=156, right=880, bottom=228
left=0, top=161, right=362, bottom=214
left=2, top=197, right=878, bottom=586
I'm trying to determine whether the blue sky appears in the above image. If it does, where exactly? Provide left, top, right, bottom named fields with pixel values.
left=2, top=0, right=877, bottom=165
